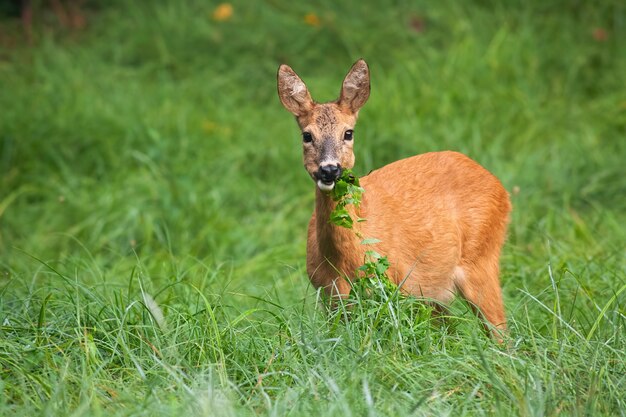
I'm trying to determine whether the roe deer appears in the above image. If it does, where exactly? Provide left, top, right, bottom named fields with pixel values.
left=277, top=59, right=511, bottom=336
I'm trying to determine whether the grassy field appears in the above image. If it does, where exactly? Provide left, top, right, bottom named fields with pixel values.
left=1, top=1, right=625, bottom=415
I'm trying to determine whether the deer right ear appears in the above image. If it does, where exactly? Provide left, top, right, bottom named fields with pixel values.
left=277, top=65, right=314, bottom=117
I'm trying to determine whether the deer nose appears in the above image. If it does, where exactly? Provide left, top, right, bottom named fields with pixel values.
left=318, top=164, right=342, bottom=183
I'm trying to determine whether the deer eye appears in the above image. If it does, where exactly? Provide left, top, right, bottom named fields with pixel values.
left=302, top=132, right=313, bottom=143
left=344, top=130, right=354, bottom=141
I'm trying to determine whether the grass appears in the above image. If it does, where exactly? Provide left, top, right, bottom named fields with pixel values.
left=1, top=0, right=625, bottom=415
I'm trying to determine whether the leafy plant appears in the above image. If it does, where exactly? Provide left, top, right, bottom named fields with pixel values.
left=357, top=250, right=391, bottom=283
left=329, top=169, right=364, bottom=229
left=327, top=170, right=398, bottom=301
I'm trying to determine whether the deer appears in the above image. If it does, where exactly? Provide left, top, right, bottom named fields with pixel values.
left=277, top=59, right=511, bottom=338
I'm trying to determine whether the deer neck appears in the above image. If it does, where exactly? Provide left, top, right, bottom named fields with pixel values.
left=314, top=188, right=362, bottom=265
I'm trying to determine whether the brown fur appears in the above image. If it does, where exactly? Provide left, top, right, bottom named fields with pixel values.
left=277, top=60, right=511, bottom=336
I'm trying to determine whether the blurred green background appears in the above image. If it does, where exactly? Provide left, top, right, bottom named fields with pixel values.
left=1, top=1, right=625, bottom=415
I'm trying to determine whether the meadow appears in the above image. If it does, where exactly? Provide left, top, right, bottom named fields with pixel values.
left=1, top=1, right=625, bottom=415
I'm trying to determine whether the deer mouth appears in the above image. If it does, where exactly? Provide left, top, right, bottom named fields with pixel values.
left=315, top=163, right=342, bottom=192
left=317, top=179, right=336, bottom=192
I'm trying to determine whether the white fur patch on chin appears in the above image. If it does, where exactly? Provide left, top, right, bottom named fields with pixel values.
left=317, top=180, right=335, bottom=192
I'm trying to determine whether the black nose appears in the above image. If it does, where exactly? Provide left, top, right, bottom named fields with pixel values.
left=319, top=164, right=342, bottom=183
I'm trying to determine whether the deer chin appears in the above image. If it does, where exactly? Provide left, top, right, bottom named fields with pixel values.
left=317, top=179, right=335, bottom=192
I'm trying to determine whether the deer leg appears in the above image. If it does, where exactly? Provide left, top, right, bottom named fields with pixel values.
left=454, top=261, right=507, bottom=341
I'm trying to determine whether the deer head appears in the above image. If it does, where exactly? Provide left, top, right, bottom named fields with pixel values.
left=277, top=59, right=370, bottom=192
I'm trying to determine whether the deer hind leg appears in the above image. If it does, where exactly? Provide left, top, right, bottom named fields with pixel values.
left=453, top=259, right=507, bottom=340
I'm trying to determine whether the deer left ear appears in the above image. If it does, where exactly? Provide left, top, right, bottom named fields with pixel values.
left=338, top=59, right=370, bottom=114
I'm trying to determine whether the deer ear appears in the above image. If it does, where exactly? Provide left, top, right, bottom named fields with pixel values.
left=338, top=59, right=370, bottom=113
left=277, top=65, right=314, bottom=116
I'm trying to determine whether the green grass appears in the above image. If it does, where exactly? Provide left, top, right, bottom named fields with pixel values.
left=1, top=0, right=625, bottom=415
